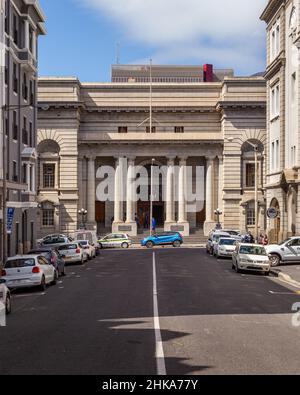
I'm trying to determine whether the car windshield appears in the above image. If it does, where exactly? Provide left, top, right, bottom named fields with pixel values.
left=220, top=239, right=236, bottom=246
left=239, top=246, right=267, bottom=256
left=78, top=240, right=88, bottom=245
left=5, top=258, right=35, bottom=268
left=58, top=244, right=78, bottom=251
left=279, top=238, right=292, bottom=246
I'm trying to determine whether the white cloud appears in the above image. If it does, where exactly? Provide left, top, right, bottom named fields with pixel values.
left=78, top=0, right=267, bottom=73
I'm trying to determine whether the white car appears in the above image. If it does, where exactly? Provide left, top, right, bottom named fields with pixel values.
left=213, top=238, right=237, bottom=258
left=206, top=232, right=231, bottom=254
left=76, top=240, right=96, bottom=260
left=1, top=255, right=58, bottom=291
left=265, top=237, right=300, bottom=267
left=0, top=278, right=11, bottom=315
left=98, top=233, right=132, bottom=249
left=232, top=244, right=271, bottom=275
left=57, top=243, right=88, bottom=265
left=73, top=230, right=100, bottom=255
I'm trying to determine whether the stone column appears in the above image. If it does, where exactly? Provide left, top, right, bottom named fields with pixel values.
left=177, top=157, right=190, bottom=236
left=164, top=157, right=177, bottom=232
left=78, top=157, right=83, bottom=215
left=125, top=157, right=137, bottom=236
left=87, top=157, right=96, bottom=229
left=218, top=156, right=224, bottom=222
left=24, top=20, right=30, bottom=50
left=204, top=156, right=216, bottom=236
left=112, top=157, right=124, bottom=232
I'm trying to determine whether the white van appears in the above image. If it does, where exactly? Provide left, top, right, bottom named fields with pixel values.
left=72, top=230, right=100, bottom=255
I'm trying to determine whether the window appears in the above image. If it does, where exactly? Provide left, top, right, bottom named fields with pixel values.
left=22, top=163, right=27, bottom=184
left=29, top=122, right=33, bottom=146
left=22, top=116, right=28, bottom=145
left=118, top=126, right=127, bottom=133
left=13, top=13, right=18, bottom=46
left=270, top=139, right=280, bottom=171
left=13, top=110, right=18, bottom=140
left=291, top=146, right=297, bottom=167
left=146, top=126, right=156, bottom=133
left=5, top=0, right=9, bottom=34
left=5, top=52, right=8, bottom=85
left=13, top=62, right=18, bottom=93
left=5, top=113, right=9, bottom=136
left=29, top=27, right=33, bottom=53
left=175, top=126, right=184, bottom=133
left=270, top=21, right=280, bottom=61
left=12, top=161, right=18, bottom=182
left=246, top=204, right=256, bottom=226
left=42, top=209, right=55, bottom=227
left=245, top=163, right=255, bottom=187
left=43, top=164, right=55, bottom=188
left=22, top=73, right=28, bottom=101
left=270, top=84, right=280, bottom=119
left=15, top=223, right=19, bottom=255
left=29, top=80, right=34, bottom=106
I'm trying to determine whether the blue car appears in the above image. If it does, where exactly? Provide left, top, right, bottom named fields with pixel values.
left=141, top=232, right=183, bottom=248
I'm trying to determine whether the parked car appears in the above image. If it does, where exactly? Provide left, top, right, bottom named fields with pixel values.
left=141, top=232, right=183, bottom=248
left=265, top=237, right=300, bottom=267
left=232, top=244, right=271, bottom=275
left=206, top=232, right=231, bottom=255
left=98, top=233, right=132, bottom=249
left=1, top=255, right=58, bottom=291
left=0, top=278, right=11, bottom=315
left=75, top=240, right=96, bottom=260
left=213, top=238, right=237, bottom=258
left=39, top=235, right=73, bottom=249
left=28, top=248, right=66, bottom=276
left=57, top=243, right=88, bottom=265
left=73, top=230, right=100, bottom=256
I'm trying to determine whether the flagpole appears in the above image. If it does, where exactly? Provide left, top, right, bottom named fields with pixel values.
left=149, top=58, right=152, bottom=134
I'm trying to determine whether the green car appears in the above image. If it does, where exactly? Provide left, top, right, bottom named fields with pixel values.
left=98, top=233, right=132, bottom=249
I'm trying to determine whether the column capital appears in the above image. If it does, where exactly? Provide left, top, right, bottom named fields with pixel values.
left=87, top=155, right=96, bottom=162
left=167, top=156, right=176, bottom=165
left=206, top=155, right=216, bottom=162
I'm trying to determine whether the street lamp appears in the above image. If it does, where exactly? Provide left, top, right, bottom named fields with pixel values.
left=1, top=103, right=49, bottom=267
left=78, top=208, right=88, bottom=230
left=214, top=208, right=223, bottom=229
left=150, top=158, right=155, bottom=236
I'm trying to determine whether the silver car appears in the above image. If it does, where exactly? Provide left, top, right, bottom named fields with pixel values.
left=232, top=244, right=271, bottom=275
left=266, top=237, right=300, bottom=267
left=0, top=278, right=11, bottom=315
left=213, top=238, right=237, bottom=258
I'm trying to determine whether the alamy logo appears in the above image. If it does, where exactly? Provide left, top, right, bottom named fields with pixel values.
left=0, top=301, right=6, bottom=327
left=292, top=303, right=300, bottom=328
left=95, top=160, right=205, bottom=213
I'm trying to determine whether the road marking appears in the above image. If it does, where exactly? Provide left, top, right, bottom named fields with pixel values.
left=152, top=252, right=166, bottom=376
left=269, top=291, right=299, bottom=295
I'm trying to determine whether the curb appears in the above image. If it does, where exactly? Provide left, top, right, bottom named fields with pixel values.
left=270, top=268, right=300, bottom=289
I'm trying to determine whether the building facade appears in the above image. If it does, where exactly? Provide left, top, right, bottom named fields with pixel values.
left=261, top=0, right=300, bottom=242
left=37, top=67, right=266, bottom=238
left=0, top=0, right=45, bottom=259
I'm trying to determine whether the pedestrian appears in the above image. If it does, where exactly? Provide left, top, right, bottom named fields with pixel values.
left=248, top=232, right=254, bottom=244
left=259, top=233, right=264, bottom=245
left=152, top=217, right=157, bottom=233
left=145, top=213, right=149, bottom=229
left=263, top=234, right=269, bottom=246
left=135, top=213, right=140, bottom=229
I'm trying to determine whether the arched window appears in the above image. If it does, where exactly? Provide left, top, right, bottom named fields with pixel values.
left=290, top=8, right=297, bottom=30
left=38, top=140, right=60, bottom=190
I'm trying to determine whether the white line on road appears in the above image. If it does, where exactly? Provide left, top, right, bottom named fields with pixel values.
left=152, top=252, right=167, bottom=376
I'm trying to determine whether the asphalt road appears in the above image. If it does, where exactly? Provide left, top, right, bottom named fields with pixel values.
left=1, top=248, right=300, bottom=375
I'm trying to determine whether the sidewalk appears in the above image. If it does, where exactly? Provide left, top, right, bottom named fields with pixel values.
left=271, top=264, right=300, bottom=290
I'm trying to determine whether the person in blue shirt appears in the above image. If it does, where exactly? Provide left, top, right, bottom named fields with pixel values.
left=152, top=217, right=157, bottom=232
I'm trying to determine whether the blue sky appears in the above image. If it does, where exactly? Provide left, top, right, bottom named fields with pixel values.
left=38, top=0, right=267, bottom=82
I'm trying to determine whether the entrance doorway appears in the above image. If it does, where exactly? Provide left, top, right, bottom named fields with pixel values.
left=269, top=198, right=280, bottom=243
left=137, top=201, right=165, bottom=229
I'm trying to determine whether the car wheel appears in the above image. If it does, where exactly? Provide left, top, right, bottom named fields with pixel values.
left=269, top=253, right=281, bottom=267
left=6, top=294, right=11, bottom=315
left=232, top=263, right=235, bottom=270
left=265, top=271, right=270, bottom=276
left=88, top=254, right=92, bottom=260
left=173, top=240, right=181, bottom=248
left=39, top=276, right=46, bottom=292
left=98, top=243, right=103, bottom=249
left=146, top=241, right=154, bottom=249
left=235, top=264, right=241, bottom=273
left=62, top=267, right=66, bottom=276
left=121, top=242, right=129, bottom=249
left=52, top=271, right=58, bottom=285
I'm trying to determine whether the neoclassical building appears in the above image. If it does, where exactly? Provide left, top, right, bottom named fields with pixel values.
left=37, top=66, right=266, bottom=238
left=261, top=0, right=300, bottom=242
